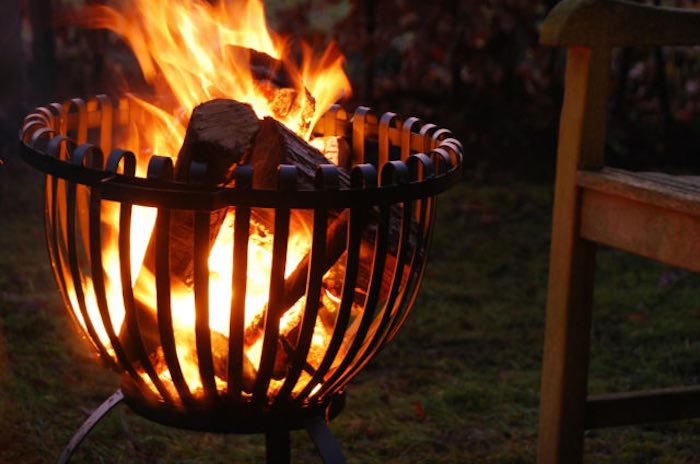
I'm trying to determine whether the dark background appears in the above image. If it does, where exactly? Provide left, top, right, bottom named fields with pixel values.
left=5, top=0, right=700, bottom=178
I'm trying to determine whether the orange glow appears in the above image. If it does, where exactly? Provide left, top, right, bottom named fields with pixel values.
left=66, top=0, right=357, bottom=401
left=78, top=0, right=351, bottom=147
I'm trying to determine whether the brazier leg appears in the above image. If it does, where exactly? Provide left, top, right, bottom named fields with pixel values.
left=305, top=416, right=346, bottom=464
left=265, top=428, right=291, bottom=464
left=58, top=388, right=125, bottom=464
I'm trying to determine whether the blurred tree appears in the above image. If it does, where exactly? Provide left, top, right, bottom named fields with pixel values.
left=11, top=0, right=700, bottom=177
left=0, top=0, right=23, bottom=135
left=28, top=0, right=57, bottom=103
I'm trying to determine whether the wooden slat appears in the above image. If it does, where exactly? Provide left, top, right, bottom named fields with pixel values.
left=585, top=386, right=700, bottom=429
left=580, top=187, right=700, bottom=274
left=541, top=0, right=700, bottom=47
left=578, top=168, right=700, bottom=218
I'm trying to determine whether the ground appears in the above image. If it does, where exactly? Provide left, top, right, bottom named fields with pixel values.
left=2, top=144, right=700, bottom=462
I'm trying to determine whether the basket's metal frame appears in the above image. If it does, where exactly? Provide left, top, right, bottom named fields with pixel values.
left=58, top=389, right=346, bottom=464
left=20, top=95, right=463, bottom=463
left=58, top=389, right=125, bottom=464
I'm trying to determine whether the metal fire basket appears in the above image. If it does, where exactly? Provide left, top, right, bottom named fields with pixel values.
left=20, top=95, right=462, bottom=463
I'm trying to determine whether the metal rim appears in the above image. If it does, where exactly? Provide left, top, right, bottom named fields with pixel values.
left=20, top=97, right=463, bottom=210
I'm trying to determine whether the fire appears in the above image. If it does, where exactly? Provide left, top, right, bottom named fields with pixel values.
left=78, top=0, right=351, bottom=146
left=65, top=0, right=357, bottom=402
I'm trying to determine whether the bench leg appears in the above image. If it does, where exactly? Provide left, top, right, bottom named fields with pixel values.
left=537, top=236, right=597, bottom=464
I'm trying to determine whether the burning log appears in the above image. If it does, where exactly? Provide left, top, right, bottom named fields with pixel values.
left=175, top=98, right=260, bottom=184
left=244, top=116, right=348, bottom=190
left=224, top=46, right=315, bottom=136
left=170, top=99, right=260, bottom=283
left=240, top=116, right=351, bottom=376
left=137, top=99, right=261, bottom=289
left=121, top=99, right=263, bottom=388
left=241, top=118, right=408, bottom=353
left=121, top=98, right=348, bottom=388
left=122, top=96, right=409, bottom=393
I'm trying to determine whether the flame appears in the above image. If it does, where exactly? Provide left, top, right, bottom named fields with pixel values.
left=78, top=0, right=351, bottom=146
left=65, top=0, right=359, bottom=401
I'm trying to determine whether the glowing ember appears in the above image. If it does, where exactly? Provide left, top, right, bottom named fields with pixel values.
left=65, top=0, right=356, bottom=401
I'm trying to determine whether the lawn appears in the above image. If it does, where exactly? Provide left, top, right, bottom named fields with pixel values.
left=1, top=146, right=700, bottom=463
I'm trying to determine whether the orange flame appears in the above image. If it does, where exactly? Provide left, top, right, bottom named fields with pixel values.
left=66, top=0, right=357, bottom=401
left=79, top=0, right=351, bottom=151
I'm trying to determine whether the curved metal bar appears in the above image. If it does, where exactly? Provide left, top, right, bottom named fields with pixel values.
left=351, top=107, right=370, bottom=164
left=388, top=182, right=439, bottom=344
left=148, top=156, right=187, bottom=406
left=316, top=166, right=393, bottom=399
left=194, top=208, right=218, bottom=402
left=418, top=123, right=438, bottom=153
left=378, top=112, right=398, bottom=169
left=65, top=145, right=115, bottom=367
left=61, top=98, right=88, bottom=144
left=105, top=149, right=136, bottom=175
left=58, top=389, right=125, bottom=464
left=88, top=179, right=145, bottom=382
left=227, top=166, right=252, bottom=400
left=44, top=137, right=80, bottom=338
left=400, top=117, right=421, bottom=161
left=26, top=106, right=53, bottom=125
left=322, top=162, right=412, bottom=396
left=296, top=165, right=375, bottom=400
left=94, top=95, right=113, bottom=157
left=190, top=158, right=218, bottom=402
left=274, top=165, right=338, bottom=402
left=253, top=166, right=296, bottom=404
left=345, top=164, right=414, bottom=379
left=28, top=126, right=55, bottom=150
left=382, top=155, right=436, bottom=343
left=21, top=120, right=48, bottom=142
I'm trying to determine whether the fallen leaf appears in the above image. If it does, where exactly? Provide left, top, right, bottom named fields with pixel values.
left=414, top=400, right=426, bottom=422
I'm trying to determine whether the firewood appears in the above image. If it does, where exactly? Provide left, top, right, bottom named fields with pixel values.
left=120, top=99, right=261, bottom=376
left=174, top=98, right=260, bottom=184
left=239, top=117, right=349, bottom=371
left=240, top=118, right=410, bottom=354
left=118, top=46, right=318, bottom=392
left=168, top=99, right=261, bottom=284
left=143, top=99, right=260, bottom=287
left=224, top=46, right=315, bottom=136
left=244, top=207, right=409, bottom=346
left=244, top=116, right=350, bottom=189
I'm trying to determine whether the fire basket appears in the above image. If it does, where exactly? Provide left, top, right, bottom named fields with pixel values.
left=19, top=95, right=462, bottom=463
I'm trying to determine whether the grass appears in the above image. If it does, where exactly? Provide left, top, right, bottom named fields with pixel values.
left=1, top=147, right=700, bottom=463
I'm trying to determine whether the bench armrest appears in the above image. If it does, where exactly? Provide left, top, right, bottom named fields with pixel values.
left=541, top=0, right=700, bottom=47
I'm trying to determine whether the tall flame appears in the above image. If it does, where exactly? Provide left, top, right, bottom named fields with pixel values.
left=79, top=0, right=351, bottom=152
left=65, top=0, right=358, bottom=401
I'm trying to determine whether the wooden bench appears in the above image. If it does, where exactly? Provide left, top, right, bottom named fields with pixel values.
left=538, top=1, right=700, bottom=462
